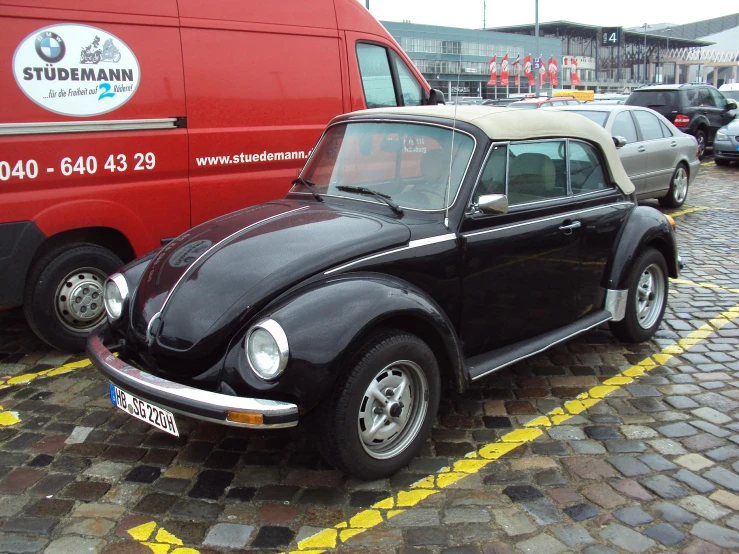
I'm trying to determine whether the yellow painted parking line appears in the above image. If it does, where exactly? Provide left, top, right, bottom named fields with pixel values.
left=288, top=304, right=739, bottom=553
left=0, top=358, right=92, bottom=390
left=670, top=206, right=709, bottom=217
left=672, top=278, right=739, bottom=295
left=128, top=521, right=200, bottom=554
left=0, top=406, right=20, bottom=426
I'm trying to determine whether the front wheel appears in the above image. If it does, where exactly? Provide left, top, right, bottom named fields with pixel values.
left=658, top=164, right=689, bottom=208
left=609, top=247, right=668, bottom=343
left=320, top=330, right=440, bottom=480
left=23, top=243, right=123, bottom=352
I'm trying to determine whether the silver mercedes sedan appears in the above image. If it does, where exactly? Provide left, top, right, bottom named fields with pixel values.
left=558, top=104, right=700, bottom=208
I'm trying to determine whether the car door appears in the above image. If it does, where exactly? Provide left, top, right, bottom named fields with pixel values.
left=632, top=109, right=673, bottom=195
left=709, top=88, right=737, bottom=132
left=609, top=110, right=648, bottom=195
left=459, top=140, right=579, bottom=357
left=696, top=87, right=724, bottom=141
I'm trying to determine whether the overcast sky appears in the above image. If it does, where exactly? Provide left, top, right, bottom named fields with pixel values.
left=366, top=0, right=738, bottom=30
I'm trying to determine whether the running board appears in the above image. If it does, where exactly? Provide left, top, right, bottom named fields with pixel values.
left=466, top=310, right=612, bottom=382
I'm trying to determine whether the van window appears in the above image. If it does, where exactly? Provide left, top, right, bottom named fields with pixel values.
left=357, top=43, right=398, bottom=109
left=393, top=54, right=423, bottom=106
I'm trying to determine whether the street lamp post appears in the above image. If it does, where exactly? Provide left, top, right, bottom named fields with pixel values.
left=643, top=23, right=650, bottom=84
left=366, top=0, right=369, bottom=9
left=534, top=0, right=540, bottom=97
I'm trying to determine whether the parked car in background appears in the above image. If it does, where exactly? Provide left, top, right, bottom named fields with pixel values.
left=508, top=97, right=581, bottom=109
left=713, top=119, right=739, bottom=166
left=719, top=83, right=739, bottom=103
left=625, top=84, right=738, bottom=157
left=558, top=105, right=699, bottom=208
left=90, top=106, right=679, bottom=479
left=0, top=0, right=441, bottom=352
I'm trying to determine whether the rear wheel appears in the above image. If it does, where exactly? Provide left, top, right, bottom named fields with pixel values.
left=320, top=330, right=440, bottom=480
left=658, top=164, right=689, bottom=208
left=24, top=243, right=122, bottom=352
left=609, top=247, right=668, bottom=343
left=715, top=158, right=730, bottom=167
left=694, top=129, right=706, bottom=158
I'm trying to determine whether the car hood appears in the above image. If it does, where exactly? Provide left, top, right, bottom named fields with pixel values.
left=131, top=199, right=411, bottom=356
left=720, top=119, right=739, bottom=135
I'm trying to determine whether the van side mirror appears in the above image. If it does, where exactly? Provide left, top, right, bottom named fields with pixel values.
left=477, top=194, right=509, bottom=214
left=613, top=136, right=628, bottom=148
left=426, top=88, right=445, bottom=105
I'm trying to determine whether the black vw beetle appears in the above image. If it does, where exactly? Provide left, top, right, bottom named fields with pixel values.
left=89, top=106, right=679, bottom=479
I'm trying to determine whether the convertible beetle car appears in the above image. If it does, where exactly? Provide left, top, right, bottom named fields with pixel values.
left=89, top=106, right=680, bottom=479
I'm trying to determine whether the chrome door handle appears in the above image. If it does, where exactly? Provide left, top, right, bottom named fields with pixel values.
left=559, top=221, right=581, bottom=235
left=637, top=146, right=646, bottom=152
left=671, top=141, right=677, bottom=147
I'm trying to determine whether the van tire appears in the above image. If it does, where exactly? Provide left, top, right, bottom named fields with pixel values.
left=24, top=243, right=123, bottom=352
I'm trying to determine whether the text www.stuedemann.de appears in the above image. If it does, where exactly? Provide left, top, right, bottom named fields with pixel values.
left=195, top=150, right=310, bottom=167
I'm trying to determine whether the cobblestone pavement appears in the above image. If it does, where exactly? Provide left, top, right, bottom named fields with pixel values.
left=1, top=160, right=739, bottom=554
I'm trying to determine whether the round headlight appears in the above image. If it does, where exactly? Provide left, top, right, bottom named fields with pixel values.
left=103, top=273, right=129, bottom=321
left=245, top=319, right=289, bottom=380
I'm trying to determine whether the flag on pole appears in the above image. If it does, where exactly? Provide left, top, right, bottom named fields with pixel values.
left=571, top=57, right=581, bottom=85
left=548, top=56, right=558, bottom=86
left=523, top=54, right=535, bottom=86
left=539, top=55, right=547, bottom=87
left=512, top=54, right=521, bottom=86
left=488, top=55, right=497, bottom=86
left=500, top=53, right=509, bottom=86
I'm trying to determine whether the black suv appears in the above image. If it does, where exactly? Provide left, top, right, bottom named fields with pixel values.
left=626, top=84, right=737, bottom=156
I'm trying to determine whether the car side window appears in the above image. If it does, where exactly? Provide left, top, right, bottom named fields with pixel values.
left=507, top=141, right=567, bottom=205
left=356, top=43, right=398, bottom=109
left=699, top=88, right=716, bottom=107
left=569, top=141, right=607, bottom=194
left=709, top=88, right=727, bottom=109
left=633, top=110, right=664, bottom=141
left=393, top=53, right=423, bottom=107
left=473, top=144, right=507, bottom=204
left=659, top=120, right=673, bottom=137
left=611, top=112, right=639, bottom=143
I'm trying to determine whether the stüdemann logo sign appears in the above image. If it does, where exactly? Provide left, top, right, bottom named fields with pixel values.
left=13, top=23, right=141, bottom=117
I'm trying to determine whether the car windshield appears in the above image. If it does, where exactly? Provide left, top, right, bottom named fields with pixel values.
left=566, top=110, right=608, bottom=126
left=508, top=103, right=538, bottom=109
left=297, top=122, right=475, bottom=211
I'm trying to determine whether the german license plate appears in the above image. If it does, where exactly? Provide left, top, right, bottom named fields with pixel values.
left=109, top=384, right=179, bottom=436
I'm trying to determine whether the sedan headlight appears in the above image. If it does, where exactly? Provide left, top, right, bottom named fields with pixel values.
left=245, top=319, right=289, bottom=380
left=103, top=273, right=129, bottom=321
left=716, top=132, right=729, bottom=141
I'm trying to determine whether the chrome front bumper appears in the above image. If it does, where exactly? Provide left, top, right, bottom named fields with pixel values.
left=87, top=332, right=299, bottom=429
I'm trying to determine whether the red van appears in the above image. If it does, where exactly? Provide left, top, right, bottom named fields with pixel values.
left=0, top=0, right=441, bottom=351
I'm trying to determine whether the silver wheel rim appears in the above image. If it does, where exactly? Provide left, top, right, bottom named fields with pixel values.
left=673, top=167, right=688, bottom=203
left=635, top=263, right=665, bottom=330
left=697, top=134, right=705, bottom=156
left=55, top=267, right=107, bottom=332
left=358, top=360, right=429, bottom=460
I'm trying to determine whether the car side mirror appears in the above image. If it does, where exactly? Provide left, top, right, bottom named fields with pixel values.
left=478, top=194, right=509, bottom=215
left=426, top=88, right=446, bottom=105
left=727, top=99, right=738, bottom=111
left=613, top=136, right=628, bottom=148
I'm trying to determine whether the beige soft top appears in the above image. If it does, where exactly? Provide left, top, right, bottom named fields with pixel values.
left=346, top=105, right=635, bottom=195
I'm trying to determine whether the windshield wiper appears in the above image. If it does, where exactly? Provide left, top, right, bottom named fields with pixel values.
left=291, top=177, right=323, bottom=202
left=336, top=186, right=404, bottom=215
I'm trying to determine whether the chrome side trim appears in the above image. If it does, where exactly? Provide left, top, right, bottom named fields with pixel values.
left=0, top=118, right=180, bottom=136
left=471, top=315, right=612, bottom=382
left=158, top=206, right=310, bottom=317
left=605, top=288, right=629, bottom=322
left=324, top=233, right=457, bottom=275
left=463, top=202, right=634, bottom=239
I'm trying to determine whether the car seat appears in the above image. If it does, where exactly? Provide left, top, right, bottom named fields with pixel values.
left=507, top=152, right=556, bottom=203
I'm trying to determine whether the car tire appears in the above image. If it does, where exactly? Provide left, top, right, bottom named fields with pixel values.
left=23, top=243, right=123, bottom=352
left=319, top=329, right=440, bottom=480
left=694, top=129, right=706, bottom=158
left=658, top=163, right=689, bottom=209
left=715, top=158, right=730, bottom=167
left=609, top=247, right=668, bottom=344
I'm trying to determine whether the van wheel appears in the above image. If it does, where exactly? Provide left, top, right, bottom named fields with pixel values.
left=24, top=243, right=123, bottom=352
left=658, top=164, right=689, bottom=208
left=609, top=247, right=668, bottom=343
left=320, top=330, right=440, bottom=480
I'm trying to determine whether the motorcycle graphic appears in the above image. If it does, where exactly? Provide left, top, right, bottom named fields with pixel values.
left=80, top=36, right=121, bottom=64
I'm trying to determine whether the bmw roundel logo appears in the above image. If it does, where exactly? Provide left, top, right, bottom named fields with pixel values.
left=35, top=31, right=65, bottom=63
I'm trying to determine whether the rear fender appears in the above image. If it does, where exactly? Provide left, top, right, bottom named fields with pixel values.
left=605, top=205, right=679, bottom=292
left=221, top=273, right=465, bottom=412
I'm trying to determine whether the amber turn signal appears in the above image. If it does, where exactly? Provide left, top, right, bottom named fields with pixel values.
left=664, top=214, right=676, bottom=231
left=226, top=411, right=264, bottom=425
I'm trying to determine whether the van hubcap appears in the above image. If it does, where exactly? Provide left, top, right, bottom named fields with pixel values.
left=56, top=268, right=107, bottom=332
left=358, top=361, right=428, bottom=460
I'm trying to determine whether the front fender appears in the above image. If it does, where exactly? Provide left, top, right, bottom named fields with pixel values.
left=605, top=205, right=678, bottom=291
left=221, top=273, right=465, bottom=413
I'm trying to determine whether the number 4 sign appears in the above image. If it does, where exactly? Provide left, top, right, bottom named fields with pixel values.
left=602, top=27, right=621, bottom=46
